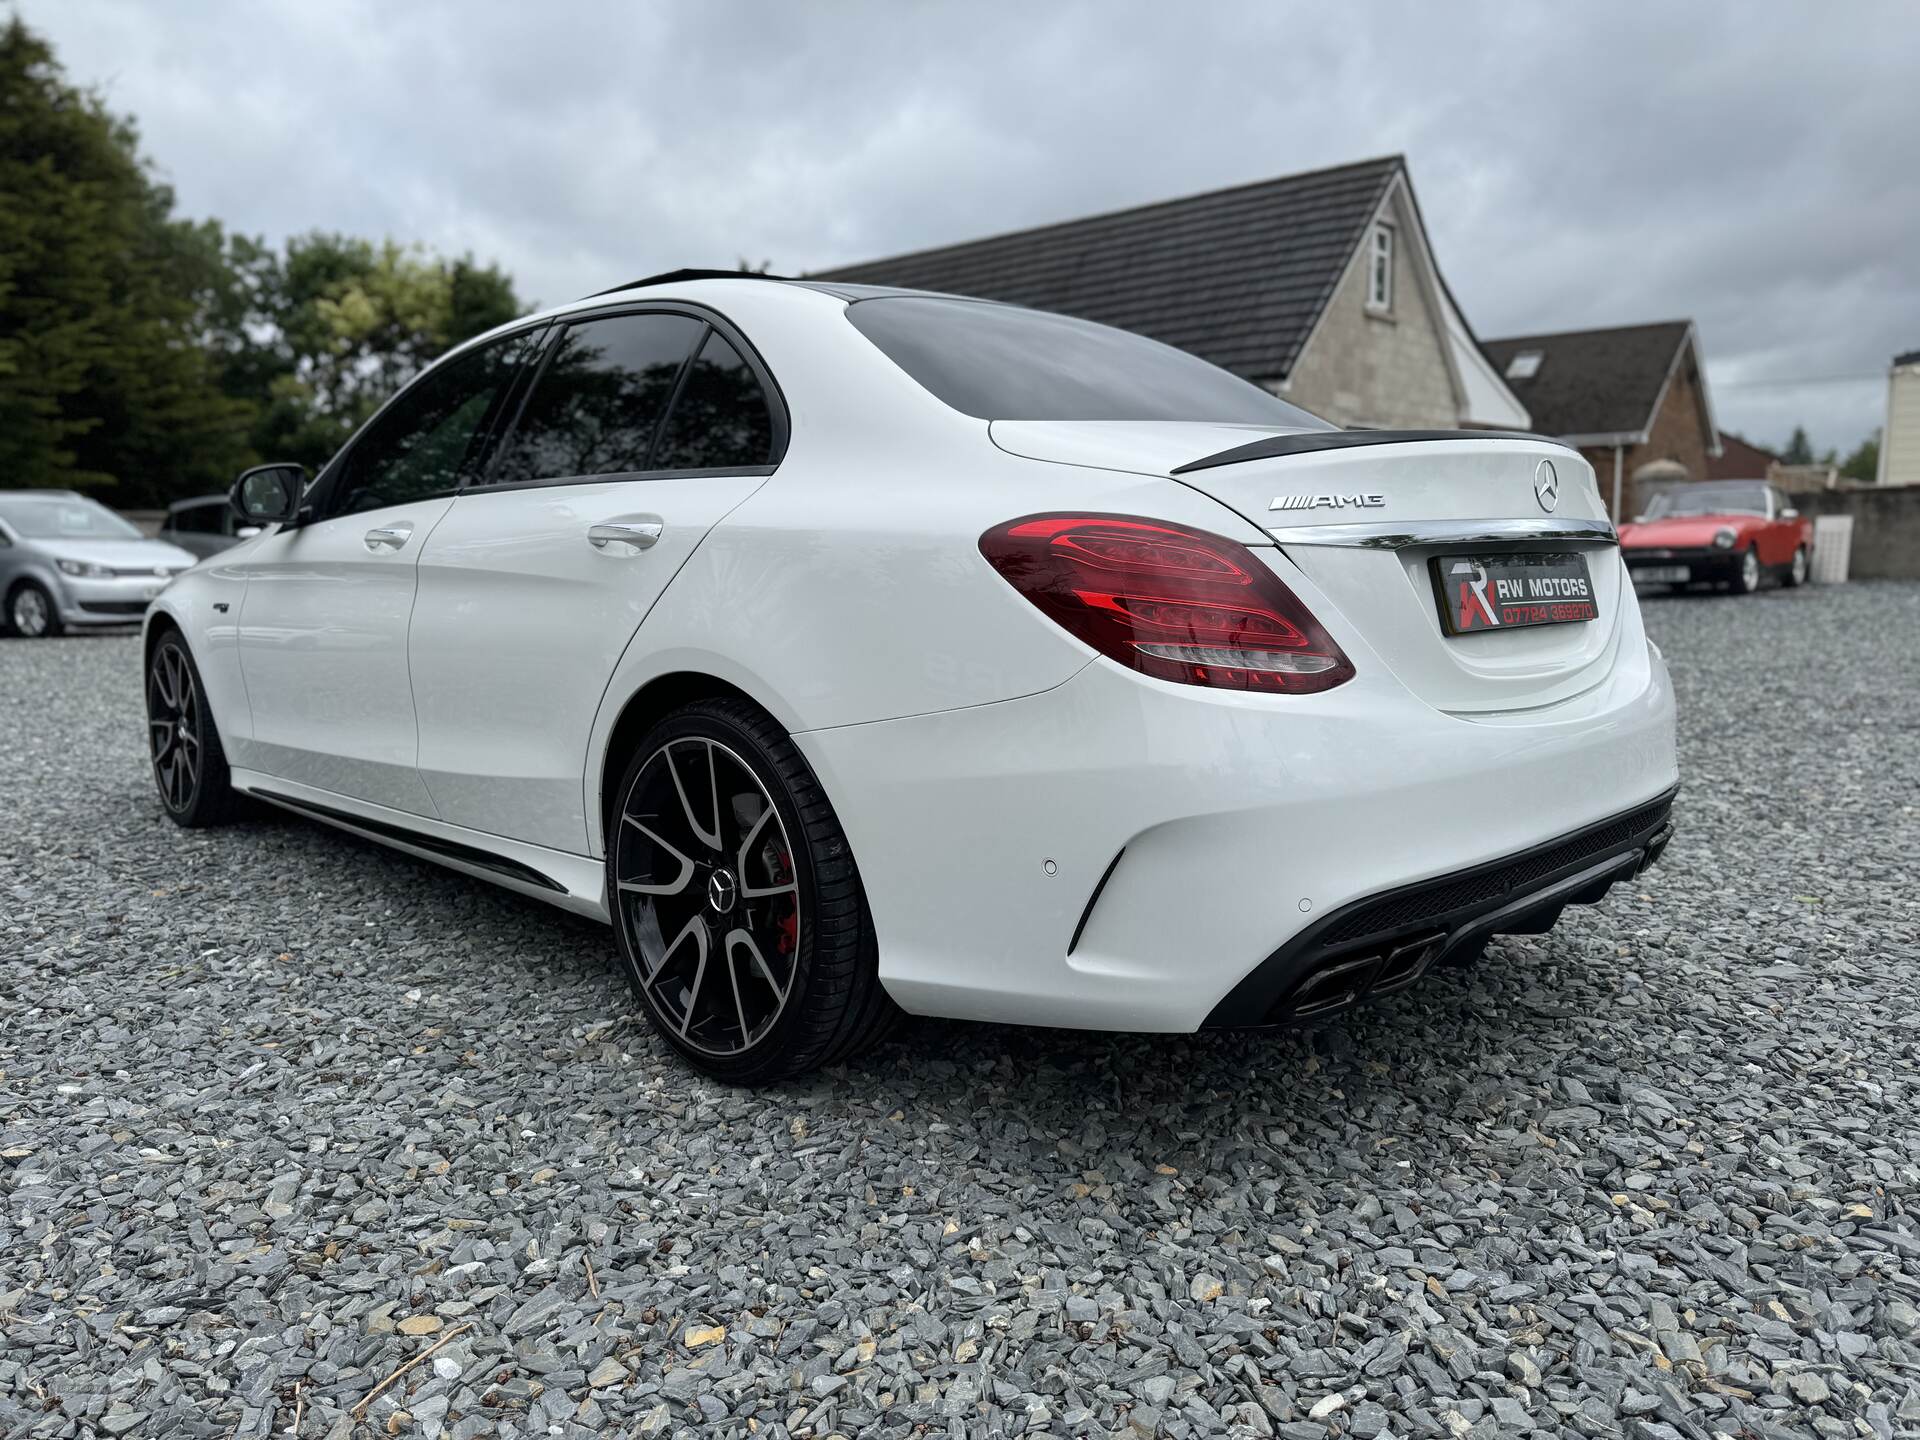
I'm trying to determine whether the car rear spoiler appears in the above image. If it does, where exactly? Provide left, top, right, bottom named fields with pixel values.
left=1171, top=429, right=1575, bottom=475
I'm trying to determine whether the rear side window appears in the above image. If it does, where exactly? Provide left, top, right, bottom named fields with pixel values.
left=846, top=295, right=1332, bottom=427
left=650, top=330, right=776, bottom=470
left=491, top=313, right=704, bottom=483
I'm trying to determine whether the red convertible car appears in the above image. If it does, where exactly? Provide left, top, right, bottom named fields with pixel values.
left=1619, top=481, right=1814, bottom=594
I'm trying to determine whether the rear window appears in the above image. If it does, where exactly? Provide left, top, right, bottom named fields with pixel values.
left=845, top=295, right=1332, bottom=428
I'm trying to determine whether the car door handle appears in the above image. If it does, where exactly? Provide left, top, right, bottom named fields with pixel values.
left=587, top=522, right=663, bottom=552
left=364, top=524, right=413, bottom=552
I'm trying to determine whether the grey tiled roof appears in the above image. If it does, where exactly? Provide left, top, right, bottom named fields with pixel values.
left=812, top=156, right=1404, bottom=386
left=1482, top=321, right=1693, bottom=440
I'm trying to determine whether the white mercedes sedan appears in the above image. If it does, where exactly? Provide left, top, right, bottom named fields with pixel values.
left=144, top=272, right=1677, bottom=1081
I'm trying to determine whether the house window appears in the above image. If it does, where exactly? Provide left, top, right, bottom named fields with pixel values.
left=1366, top=224, right=1393, bottom=311
left=1505, top=350, right=1544, bottom=380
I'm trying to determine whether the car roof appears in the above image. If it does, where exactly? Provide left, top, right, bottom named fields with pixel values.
left=575, top=268, right=994, bottom=309
left=443, top=268, right=1043, bottom=379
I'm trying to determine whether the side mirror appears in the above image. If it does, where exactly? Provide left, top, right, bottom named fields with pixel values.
left=230, top=463, right=307, bottom=527
left=1781, top=507, right=1799, bottom=519
left=1632, top=515, right=1649, bottom=525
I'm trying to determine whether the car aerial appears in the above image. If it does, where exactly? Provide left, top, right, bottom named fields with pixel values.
left=142, top=271, right=1679, bottom=1082
left=1618, top=480, right=1814, bottom=594
left=1, top=491, right=197, bottom=638
left=159, top=493, right=262, bottom=558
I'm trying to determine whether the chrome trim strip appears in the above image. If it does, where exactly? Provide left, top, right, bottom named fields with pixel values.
left=1266, top=517, right=1619, bottom=550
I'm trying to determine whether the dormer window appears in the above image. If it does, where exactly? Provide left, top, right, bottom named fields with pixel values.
left=1505, top=349, right=1543, bottom=380
left=1366, top=224, right=1393, bottom=312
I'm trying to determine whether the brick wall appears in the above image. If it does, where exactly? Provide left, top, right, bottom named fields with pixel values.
left=1579, top=361, right=1715, bottom=520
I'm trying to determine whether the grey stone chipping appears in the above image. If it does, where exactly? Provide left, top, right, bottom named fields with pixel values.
left=2, top=581, right=1917, bottom=1439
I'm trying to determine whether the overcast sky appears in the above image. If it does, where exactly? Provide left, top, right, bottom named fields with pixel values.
left=25, top=1, right=1919, bottom=457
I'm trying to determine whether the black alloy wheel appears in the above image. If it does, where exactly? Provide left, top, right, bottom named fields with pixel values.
left=146, top=631, right=239, bottom=826
left=608, top=699, right=894, bottom=1081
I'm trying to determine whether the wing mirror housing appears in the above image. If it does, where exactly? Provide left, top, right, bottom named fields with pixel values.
left=230, top=463, right=308, bottom=527
left=1781, top=507, right=1800, bottom=519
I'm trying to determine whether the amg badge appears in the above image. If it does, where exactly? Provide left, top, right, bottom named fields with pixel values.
left=1268, top=493, right=1386, bottom=512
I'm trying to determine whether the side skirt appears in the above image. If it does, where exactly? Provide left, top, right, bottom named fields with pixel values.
left=229, top=768, right=611, bottom=922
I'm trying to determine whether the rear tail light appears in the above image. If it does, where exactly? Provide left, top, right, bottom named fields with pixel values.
left=979, top=513, right=1354, bottom=693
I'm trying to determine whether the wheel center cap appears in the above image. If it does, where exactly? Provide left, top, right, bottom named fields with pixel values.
left=707, top=868, right=739, bottom=915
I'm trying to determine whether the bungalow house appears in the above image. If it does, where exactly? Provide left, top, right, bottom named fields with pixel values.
left=814, top=155, right=1530, bottom=433
left=1707, top=431, right=1780, bottom=481
left=1481, top=321, right=1723, bottom=521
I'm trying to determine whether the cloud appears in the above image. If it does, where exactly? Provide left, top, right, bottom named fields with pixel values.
left=27, top=0, right=1920, bottom=454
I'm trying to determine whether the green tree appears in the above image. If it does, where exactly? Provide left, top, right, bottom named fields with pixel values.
left=0, top=16, right=526, bottom=504
left=1840, top=432, right=1880, bottom=484
left=1781, top=425, right=1814, bottom=465
left=0, top=17, right=253, bottom=505
left=241, top=234, right=524, bottom=473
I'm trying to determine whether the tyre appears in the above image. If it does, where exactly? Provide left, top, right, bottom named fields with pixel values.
left=147, top=629, right=241, bottom=826
left=6, top=581, right=61, bottom=638
left=1785, top=546, right=1808, bottom=588
left=1735, top=546, right=1761, bottom=595
left=607, top=698, right=896, bottom=1082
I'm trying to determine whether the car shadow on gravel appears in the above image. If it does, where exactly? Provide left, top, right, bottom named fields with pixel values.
left=223, top=803, right=617, bottom=963
left=233, top=799, right=1591, bottom=1144
left=827, top=937, right=1591, bottom=1133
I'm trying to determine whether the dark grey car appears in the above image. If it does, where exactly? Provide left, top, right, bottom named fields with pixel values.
left=159, top=493, right=259, bottom=558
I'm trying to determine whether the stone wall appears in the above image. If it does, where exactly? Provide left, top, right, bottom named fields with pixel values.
left=1791, top=486, right=1920, bottom=580
left=1281, top=189, right=1459, bottom=430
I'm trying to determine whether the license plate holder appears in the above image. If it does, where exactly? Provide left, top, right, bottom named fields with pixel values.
left=1431, top=551, right=1599, bottom=636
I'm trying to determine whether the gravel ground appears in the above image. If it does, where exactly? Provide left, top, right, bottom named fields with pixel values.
left=3, top=582, right=1918, bottom=1440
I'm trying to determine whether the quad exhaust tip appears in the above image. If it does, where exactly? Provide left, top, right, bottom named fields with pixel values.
left=1636, top=822, right=1676, bottom=875
left=1283, top=933, right=1446, bottom=1021
left=1278, top=819, right=1678, bottom=1025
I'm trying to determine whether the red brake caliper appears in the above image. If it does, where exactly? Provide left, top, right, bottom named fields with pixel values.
left=768, top=844, right=798, bottom=955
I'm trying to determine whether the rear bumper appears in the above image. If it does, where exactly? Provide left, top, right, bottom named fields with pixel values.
left=1203, top=791, right=1675, bottom=1027
left=795, top=625, right=1679, bottom=1034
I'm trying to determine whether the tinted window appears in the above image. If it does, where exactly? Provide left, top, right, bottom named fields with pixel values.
left=651, top=330, right=776, bottom=470
left=846, top=296, right=1334, bottom=427
left=167, top=503, right=224, bottom=535
left=491, top=313, right=704, bottom=483
left=327, top=331, right=535, bottom=518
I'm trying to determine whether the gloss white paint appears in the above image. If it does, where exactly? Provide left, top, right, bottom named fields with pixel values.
left=409, top=473, right=769, bottom=851
left=226, top=497, right=454, bottom=814
left=149, top=277, right=1678, bottom=1034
